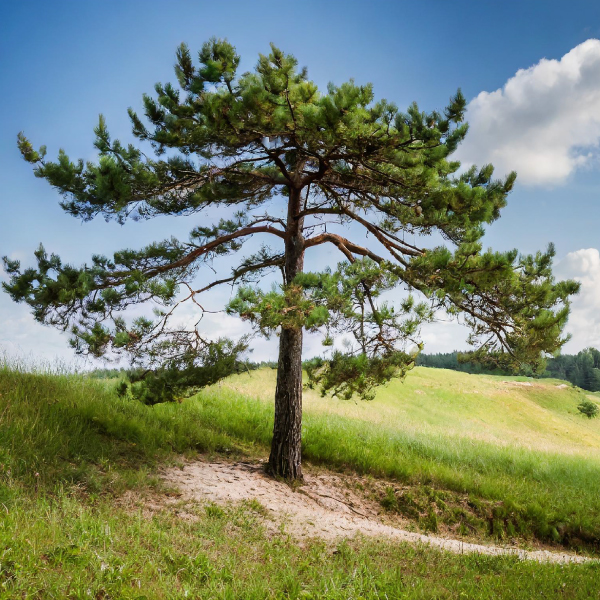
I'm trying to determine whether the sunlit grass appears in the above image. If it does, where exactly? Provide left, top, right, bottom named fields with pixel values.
left=2, top=360, right=600, bottom=548
left=195, top=367, right=600, bottom=547
left=220, top=367, right=600, bottom=454
left=2, top=494, right=599, bottom=599
left=1, top=356, right=600, bottom=599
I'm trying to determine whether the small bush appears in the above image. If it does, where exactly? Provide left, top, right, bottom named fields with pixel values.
left=577, top=400, right=599, bottom=419
left=421, top=509, right=439, bottom=533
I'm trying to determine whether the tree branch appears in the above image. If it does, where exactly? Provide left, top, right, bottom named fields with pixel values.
left=194, top=254, right=285, bottom=294
left=304, top=233, right=386, bottom=264
left=101, top=225, right=285, bottom=285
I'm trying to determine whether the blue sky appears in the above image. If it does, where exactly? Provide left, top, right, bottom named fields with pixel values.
left=2, top=1, right=600, bottom=365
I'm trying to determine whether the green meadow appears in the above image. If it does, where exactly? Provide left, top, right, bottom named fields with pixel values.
left=200, top=368, right=600, bottom=546
left=1, top=360, right=599, bottom=598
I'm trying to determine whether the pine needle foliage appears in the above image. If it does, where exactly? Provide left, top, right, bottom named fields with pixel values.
left=4, top=38, right=579, bottom=406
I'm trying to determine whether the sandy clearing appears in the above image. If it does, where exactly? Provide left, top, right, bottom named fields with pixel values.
left=161, top=459, right=593, bottom=564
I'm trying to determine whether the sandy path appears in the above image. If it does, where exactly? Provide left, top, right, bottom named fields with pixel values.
left=162, top=459, right=593, bottom=564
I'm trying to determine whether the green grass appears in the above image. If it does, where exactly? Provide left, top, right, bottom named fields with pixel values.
left=3, top=362, right=600, bottom=548
left=222, top=367, right=600, bottom=455
left=0, top=361, right=246, bottom=502
left=195, top=368, right=600, bottom=548
left=2, top=359, right=600, bottom=597
left=2, top=495, right=600, bottom=599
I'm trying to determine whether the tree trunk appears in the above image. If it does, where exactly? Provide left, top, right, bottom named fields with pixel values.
left=268, top=186, right=305, bottom=480
left=269, top=325, right=304, bottom=479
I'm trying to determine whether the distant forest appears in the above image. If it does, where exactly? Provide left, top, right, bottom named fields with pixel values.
left=417, top=348, right=600, bottom=392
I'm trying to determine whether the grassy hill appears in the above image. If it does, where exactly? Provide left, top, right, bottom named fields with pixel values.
left=1, top=361, right=600, bottom=598
left=198, top=368, right=600, bottom=547
left=222, top=367, right=600, bottom=455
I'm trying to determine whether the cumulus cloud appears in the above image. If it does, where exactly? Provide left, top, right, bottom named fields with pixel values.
left=456, top=39, right=600, bottom=186
left=555, top=248, right=600, bottom=351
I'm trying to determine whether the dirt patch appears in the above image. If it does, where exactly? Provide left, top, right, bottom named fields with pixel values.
left=556, top=384, right=569, bottom=389
left=502, top=381, right=534, bottom=387
left=161, top=459, right=592, bottom=564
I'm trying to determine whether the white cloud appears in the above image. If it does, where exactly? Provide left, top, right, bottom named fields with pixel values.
left=420, top=318, right=470, bottom=354
left=456, top=39, right=600, bottom=186
left=555, top=248, right=600, bottom=352
left=0, top=298, right=88, bottom=370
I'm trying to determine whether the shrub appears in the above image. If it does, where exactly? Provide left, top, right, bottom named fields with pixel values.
left=577, top=400, right=599, bottom=419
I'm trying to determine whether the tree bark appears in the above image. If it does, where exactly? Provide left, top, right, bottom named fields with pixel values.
left=268, top=186, right=305, bottom=480
left=269, top=325, right=304, bottom=479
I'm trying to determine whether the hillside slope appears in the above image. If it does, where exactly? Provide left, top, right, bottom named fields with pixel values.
left=194, top=367, right=600, bottom=549
left=219, top=367, right=600, bottom=456
left=1, top=362, right=600, bottom=597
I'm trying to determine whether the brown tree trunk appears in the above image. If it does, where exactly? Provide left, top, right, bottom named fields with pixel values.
left=268, top=186, right=305, bottom=480
left=269, top=325, right=304, bottom=479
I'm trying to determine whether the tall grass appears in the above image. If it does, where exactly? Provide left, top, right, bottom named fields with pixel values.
left=0, top=361, right=241, bottom=501
left=2, top=360, right=600, bottom=596
left=2, top=359, right=600, bottom=548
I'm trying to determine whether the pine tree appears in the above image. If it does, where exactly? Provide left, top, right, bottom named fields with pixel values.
left=3, top=39, right=579, bottom=479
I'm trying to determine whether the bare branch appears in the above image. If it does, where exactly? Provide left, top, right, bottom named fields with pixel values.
left=304, top=232, right=386, bottom=264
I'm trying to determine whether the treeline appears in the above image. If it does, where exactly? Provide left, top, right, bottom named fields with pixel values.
left=417, top=348, right=600, bottom=392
